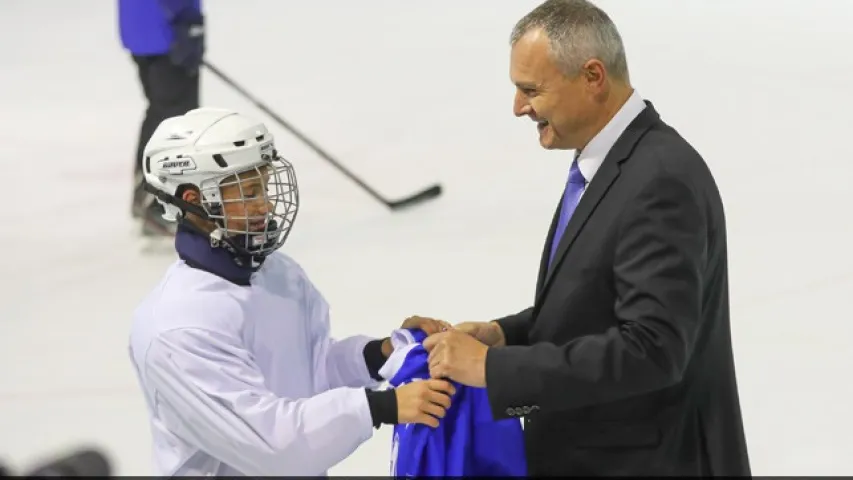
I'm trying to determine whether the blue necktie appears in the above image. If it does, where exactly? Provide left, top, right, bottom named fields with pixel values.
left=548, top=157, right=586, bottom=265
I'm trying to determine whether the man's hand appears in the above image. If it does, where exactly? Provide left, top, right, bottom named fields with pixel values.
left=402, top=315, right=452, bottom=335
left=381, top=315, right=453, bottom=358
left=455, top=321, right=506, bottom=347
left=395, top=379, right=456, bottom=428
left=422, top=330, right=489, bottom=388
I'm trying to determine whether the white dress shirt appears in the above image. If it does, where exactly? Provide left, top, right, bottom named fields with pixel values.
left=575, top=89, right=647, bottom=193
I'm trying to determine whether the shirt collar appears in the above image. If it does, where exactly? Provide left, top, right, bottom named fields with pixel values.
left=576, top=89, right=647, bottom=182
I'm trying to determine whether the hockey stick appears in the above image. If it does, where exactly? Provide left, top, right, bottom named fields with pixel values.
left=203, top=60, right=443, bottom=211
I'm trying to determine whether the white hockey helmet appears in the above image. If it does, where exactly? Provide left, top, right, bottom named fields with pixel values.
left=142, top=107, right=298, bottom=260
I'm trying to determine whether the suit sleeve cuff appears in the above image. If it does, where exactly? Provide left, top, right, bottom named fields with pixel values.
left=494, top=313, right=529, bottom=346
left=486, top=345, right=543, bottom=420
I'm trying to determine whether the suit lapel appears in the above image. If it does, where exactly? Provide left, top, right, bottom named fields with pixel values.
left=535, top=198, right=562, bottom=295
left=538, top=162, right=619, bottom=299
left=534, top=101, right=661, bottom=306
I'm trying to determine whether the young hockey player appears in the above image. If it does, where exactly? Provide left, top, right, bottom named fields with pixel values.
left=128, top=107, right=455, bottom=476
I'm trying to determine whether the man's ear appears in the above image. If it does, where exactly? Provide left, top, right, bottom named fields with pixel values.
left=582, top=59, right=606, bottom=89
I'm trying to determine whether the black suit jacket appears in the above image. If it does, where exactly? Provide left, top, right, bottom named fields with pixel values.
left=485, top=102, right=751, bottom=476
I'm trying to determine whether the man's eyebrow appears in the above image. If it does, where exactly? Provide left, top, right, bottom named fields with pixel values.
left=515, top=81, right=539, bottom=90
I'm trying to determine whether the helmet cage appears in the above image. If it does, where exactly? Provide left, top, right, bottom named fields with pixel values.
left=197, top=150, right=298, bottom=260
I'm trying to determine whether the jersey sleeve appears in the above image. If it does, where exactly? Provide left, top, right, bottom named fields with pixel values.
left=378, top=329, right=434, bottom=477
left=378, top=329, right=428, bottom=386
left=305, top=276, right=382, bottom=391
left=144, top=327, right=374, bottom=476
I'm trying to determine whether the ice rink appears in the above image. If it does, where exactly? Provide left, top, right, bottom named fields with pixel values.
left=1, top=0, right=852, bottom=475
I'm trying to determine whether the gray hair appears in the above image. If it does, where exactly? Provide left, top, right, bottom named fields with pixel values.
left=510, top=0, right=630, bottom=82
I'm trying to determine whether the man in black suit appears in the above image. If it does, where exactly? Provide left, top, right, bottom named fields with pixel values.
left=420, top=0, right=751, bottom=476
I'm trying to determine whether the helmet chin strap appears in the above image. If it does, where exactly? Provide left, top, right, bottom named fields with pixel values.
left=206, top=223, right=276, bottom=270
left=206, top=228, right=259, bottom=269
left=203, top=205, right=278, bottom=268
left=174, top=209, right=269, bottom=271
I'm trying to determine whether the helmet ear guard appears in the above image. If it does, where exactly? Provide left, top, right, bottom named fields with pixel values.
left=142, top=181, right=211, bottom=225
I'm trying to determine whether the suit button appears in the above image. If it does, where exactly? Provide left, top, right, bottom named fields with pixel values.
left=514, top=407, right=524, bottom=416
left=505, top=407, right=515, bottom=416
left=522, top=406, right=532, bottom=415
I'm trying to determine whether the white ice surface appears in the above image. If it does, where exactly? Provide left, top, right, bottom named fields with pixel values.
left=0, top=0, right=851, bottom=475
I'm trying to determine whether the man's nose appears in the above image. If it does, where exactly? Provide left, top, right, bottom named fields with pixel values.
left=513, top=90, right=531, bottom=117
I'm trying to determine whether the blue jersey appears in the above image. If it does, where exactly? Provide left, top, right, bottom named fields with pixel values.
left=379, top=329, right=527, bottom=477
left=118, top=0, right=202, bottom=56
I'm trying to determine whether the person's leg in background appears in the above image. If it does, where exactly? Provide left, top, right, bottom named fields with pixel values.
left=131, top=55, right=154, bottom=221
left=132, top=54, right=201, bottom=236
left=119, top=0, right=205, bottom=236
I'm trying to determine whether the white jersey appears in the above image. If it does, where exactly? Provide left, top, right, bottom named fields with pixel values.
left=128, top=252, right=380, bottom=476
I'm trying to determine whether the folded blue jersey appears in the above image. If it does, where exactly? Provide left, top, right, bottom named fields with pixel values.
left=378, top=328, right=527, bottom=477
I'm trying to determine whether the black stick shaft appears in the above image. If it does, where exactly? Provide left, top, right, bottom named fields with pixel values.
left=203, top=61, right=442, bottom=210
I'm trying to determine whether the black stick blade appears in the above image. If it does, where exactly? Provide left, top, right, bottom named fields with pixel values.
left=388, top=184, right=443, bottom=210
